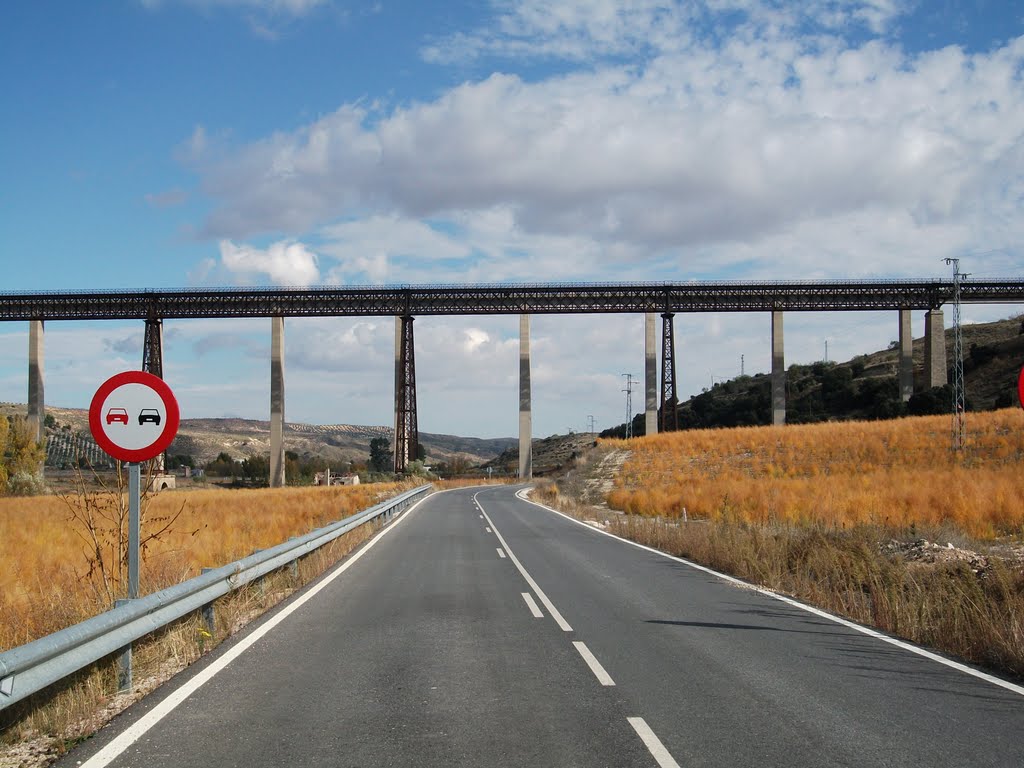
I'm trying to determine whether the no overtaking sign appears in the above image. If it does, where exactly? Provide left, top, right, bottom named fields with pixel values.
left=89, top=370, right=180, bottom=463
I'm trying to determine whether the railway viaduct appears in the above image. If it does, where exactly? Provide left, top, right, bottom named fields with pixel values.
left=3, top=279, right=1023, bottom=483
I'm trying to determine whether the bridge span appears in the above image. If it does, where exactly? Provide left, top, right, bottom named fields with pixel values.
left=3, top=279, right=1023, bottom=479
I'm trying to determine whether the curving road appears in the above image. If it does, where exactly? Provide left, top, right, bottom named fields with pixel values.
left=62, top=485, right=1024, bottom=768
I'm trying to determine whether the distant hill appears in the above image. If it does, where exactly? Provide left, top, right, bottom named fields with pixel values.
left=0, top=404, right=516, bottom=469
left=484, top=432, right=599, bottom=477
left=602, top=314, right=1024, bottom=436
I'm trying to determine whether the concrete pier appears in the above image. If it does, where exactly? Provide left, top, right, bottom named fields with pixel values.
left=27, top=320, right=44, bottom=444
left=924, top=309, right=947, bottom=389
left=519, top=314, right=532, bottom=480
left=645, top=313, right=657, bottom=436
left=269, top=316, right=286, bottom=488
left=898, top=310, right=914, bottom=401
left=771, top=311, right=785, bottom=426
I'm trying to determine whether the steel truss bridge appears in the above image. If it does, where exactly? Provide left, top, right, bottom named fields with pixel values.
left=2, top=279, right=1024, bottom=320
left=5, top=279, right=1023, bottom=475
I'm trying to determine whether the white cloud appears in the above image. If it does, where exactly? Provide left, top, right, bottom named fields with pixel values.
left=320, top=215, right=472, bottom=283
left=189, top=23, right=1024, bottom=282
left=218, top=239, right=321, bottom=285
left=422, top=1, right=911, bottom=64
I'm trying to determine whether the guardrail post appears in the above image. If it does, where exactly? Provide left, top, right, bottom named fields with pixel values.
left=114, top=599, right=132, bottom=692
left=200, top=569, right=216, bottom=636
left=288, top=542, right=299, bottom=579
left=252, top=549, right=265, bottom=596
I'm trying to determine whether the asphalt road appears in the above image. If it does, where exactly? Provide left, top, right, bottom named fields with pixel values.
left=62, top=485, right=1024, bottom=768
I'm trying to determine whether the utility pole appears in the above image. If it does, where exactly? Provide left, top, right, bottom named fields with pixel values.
left=622, top=373, right=635, bottom=439
left=944, top=258, right=968, bottom=452
left=741, top=354, right=744, bottom=376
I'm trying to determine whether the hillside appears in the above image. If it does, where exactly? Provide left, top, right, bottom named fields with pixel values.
left=0, top=404, right=516, bottom=469
left=603, top=314, right=1024, bottom=436
left=484, top=432, right=599, bottom=477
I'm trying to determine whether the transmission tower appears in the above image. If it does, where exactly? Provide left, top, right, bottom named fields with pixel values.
left=944, top=258, right=968, bottom=452
left=622, top=373, right=635, bottom=439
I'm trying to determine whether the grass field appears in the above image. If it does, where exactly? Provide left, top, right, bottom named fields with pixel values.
left=0, top=480, right=415, bottom=652
left=606, top=409, right=1024, bottom=538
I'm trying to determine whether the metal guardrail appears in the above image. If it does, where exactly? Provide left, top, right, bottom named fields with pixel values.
left=0, top=484, right=431, bottom=711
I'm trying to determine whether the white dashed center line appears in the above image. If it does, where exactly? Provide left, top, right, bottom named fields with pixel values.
left=628, top=717, right=681, bottom=768
left=573, top=641, right=615, bottom=686
left=496, top=548, right=506, bottom=558
left=474, top=493, right=573, bottom=632
left=521, top=592, right=544, bottom=618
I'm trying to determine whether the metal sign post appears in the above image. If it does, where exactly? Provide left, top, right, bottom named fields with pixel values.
left=89, top=370, right=179, bottom=692
left=128, top=462, right=141, bottom=600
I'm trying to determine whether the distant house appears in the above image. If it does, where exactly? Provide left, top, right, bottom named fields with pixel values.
left=313, top=470, right=360, bottom=487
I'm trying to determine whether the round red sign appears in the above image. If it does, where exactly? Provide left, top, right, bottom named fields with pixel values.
left=89, top=371, right=180, bottom=463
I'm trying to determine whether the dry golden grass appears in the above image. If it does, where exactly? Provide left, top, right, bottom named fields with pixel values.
left=606, top=409, right=1024, bottom=538
left=0, top=481, right=414, bottom=653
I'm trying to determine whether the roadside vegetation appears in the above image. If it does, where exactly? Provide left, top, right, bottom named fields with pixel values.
left=0, top=481, right=416, bottom=652
left=0, top=478, right=423, bottom=756
left=536, top=409, right=1024, bottom=679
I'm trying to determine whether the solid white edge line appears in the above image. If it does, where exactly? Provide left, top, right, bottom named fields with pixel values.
left=628, top=717, right=682, bottom=768
left=572, top=641, right=615, bottom=686
left=521, top=592, right=544, bottom=618
left=515, top=489, right=1024, bottom=698
left=496, top=548, right=506, bottom=558
left=474, top=492, right=573, bottom=632
left=80, top=494, right=430, bottom=768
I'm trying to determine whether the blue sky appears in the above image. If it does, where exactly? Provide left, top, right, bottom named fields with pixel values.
left=1, top=0, right=1023, bottom=439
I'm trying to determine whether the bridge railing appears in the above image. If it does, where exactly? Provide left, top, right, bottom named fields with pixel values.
left=0, top=484, right=432, bottom=711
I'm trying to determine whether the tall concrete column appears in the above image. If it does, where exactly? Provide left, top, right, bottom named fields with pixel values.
left=518, top=314, right=532, bottom=480
left=898, top=309, right=914, bottom=401
left=771, top=311, right=786, bottom=426
left=924, top=309, right=947, bottom=389
left=269, top=316, right=286, bottom=488
left=644, top=313, right=657, bottom=436
left=27, top=320, right=45, bottom=444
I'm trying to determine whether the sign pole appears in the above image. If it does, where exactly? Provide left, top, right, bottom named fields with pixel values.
left=128, top=462, right=141, bottom=600
left=89, top=370, right=179, bottom=694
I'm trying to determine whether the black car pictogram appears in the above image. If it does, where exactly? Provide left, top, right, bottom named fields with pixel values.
left=138, top=409, right=161, bottom=426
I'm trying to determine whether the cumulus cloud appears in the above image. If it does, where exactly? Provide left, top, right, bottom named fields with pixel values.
left=218, top=239, right=321, bottom=285
left=171, top=0, right=1024, bottom=290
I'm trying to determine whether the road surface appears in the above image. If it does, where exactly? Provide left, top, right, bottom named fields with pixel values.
left=62, top=485, right=1024, bottom=767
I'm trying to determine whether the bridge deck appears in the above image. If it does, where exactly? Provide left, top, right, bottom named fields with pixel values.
left=1, top=280, right=1023, bottom=320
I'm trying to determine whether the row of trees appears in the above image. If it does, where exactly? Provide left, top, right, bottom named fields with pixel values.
left=199, top=437, right=438, bottom=485
left=602, top=363, right=968, bottom=438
